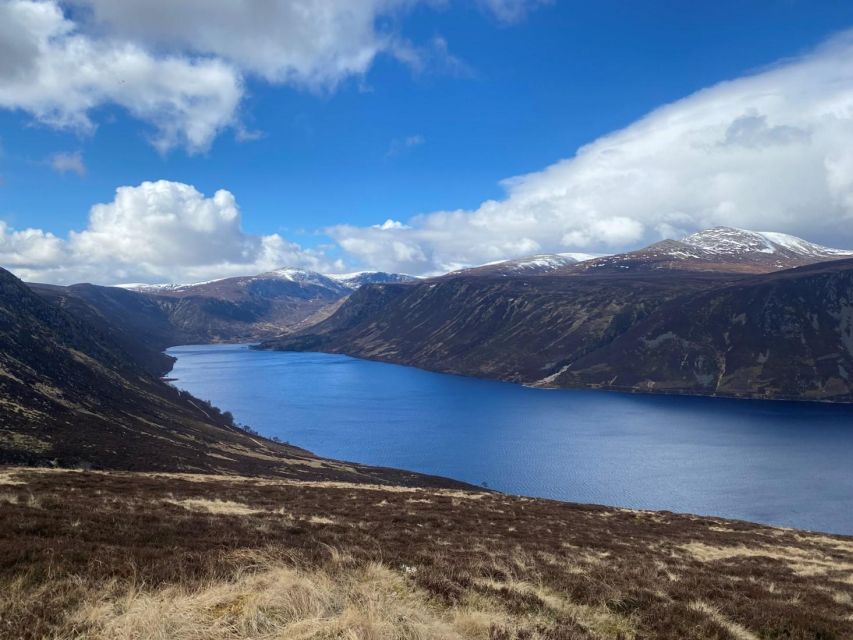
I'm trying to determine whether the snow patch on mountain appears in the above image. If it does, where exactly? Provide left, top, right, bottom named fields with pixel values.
left=681, top=227, right=853, bottom=259
left=327, top=271, right=417, bottom=290
left=756, top=231, right=853, bottom=257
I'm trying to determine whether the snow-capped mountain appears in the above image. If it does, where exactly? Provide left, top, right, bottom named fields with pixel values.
left=113, top=267, right=417, bottom=342
left=123, top=268, right=418, bottom=296
left=445, top=252, right=595, bottom=278
left=327, top=271, right=418, bottom=290
left=569, top=227, right=853, bottom=275
left=681, top=227, right=852, bottom=260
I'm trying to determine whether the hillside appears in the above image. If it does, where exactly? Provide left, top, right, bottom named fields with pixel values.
left=1, top=466, right=850, bottom=639
left=552, top=258, right=853, bottom=401
left=0, top=267, right=461, bottom=487
left=262, top=259, right=853, bottom=402
left=29, top=282, right=195, bottom=376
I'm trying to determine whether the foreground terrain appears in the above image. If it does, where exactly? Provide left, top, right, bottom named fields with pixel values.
left=1, top=467, right=851, bottom=640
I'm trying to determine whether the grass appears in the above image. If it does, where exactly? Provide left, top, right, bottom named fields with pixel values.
left=0, top=466, right=851, bottom=639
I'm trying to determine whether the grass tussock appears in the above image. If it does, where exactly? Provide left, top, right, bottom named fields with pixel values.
left=0, top=467, right=851, bottom=640
left=71, top=558, right=468, bottom=640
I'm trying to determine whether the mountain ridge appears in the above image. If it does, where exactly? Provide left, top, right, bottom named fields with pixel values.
left=261, top=255, right=853, bottom=403
left=560, top=226, right=853, bottom=275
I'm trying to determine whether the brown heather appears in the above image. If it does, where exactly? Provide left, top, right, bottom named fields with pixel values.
left=0, top=467, right=851, bottom=639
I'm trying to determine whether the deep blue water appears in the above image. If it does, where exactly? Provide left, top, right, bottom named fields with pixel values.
left=167, top=344, right=853, bottom=534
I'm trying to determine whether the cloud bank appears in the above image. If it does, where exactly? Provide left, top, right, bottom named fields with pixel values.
left=328, top=32, right=853, bottom=274
left=7, top=21, right=853, bottom=283
left=2, top=180, right=340, bottom=284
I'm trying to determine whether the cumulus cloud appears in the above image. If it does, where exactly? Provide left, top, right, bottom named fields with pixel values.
left=327, top=31, right=853, bottom=274
left=47, top=150, right=85, bottom=176
left=0, top=0, right=242, bottom=153
left=2, top=1, right=542, bottom=152
left=5, top=180, right=341, bottom=285
left=70, top=0, right=412, bottom=88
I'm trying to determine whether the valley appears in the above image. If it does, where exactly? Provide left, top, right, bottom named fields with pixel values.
left=2, top=226, right=853, bottom=639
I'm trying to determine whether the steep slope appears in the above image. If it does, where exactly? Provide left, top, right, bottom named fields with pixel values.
left=29, top=282, right=196, bottom=376
left=0, top=267, right=463, bottom=486
left=263, top=259, right=853, bottom=402
left=552, top=258, right=853, bottom=401
left=562, top=227, right=853, bottom=275
left=262, top=273, right=730, bottom=382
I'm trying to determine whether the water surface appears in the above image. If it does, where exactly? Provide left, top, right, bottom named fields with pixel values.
left=167, top=344, right=853, bottom=534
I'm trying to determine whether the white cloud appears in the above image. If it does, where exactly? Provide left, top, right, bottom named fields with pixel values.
left=71, top=0, right=411, bottom=89
left=47, top=150, right=85, bottom=176
left=1, top=1, right=537, bottom=152
left=0, top=0, right=242, bottom=153
left=327, top=31, right=853, bottom=274
left=5, top=180, right=341, bottom=284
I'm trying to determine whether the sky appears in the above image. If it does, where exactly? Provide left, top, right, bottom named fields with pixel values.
left=4, top=0, right=853, bottom=284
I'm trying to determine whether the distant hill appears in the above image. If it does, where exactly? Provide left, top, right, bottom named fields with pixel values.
left=262, top=256, right=853, bottom=402
left=327, top=271, right=418, bottom=289
left=122, top=268, right=416, bottom=342
left=443, top=253, right=585, bottom=277
left=135, top=268, right=351, bottom=342
left=561, top=227, right=853, bottom=275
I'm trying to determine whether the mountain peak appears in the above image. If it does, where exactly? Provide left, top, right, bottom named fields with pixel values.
left=681, top=227, right=776, bottom=255
left=681, top=227, right=852, bottom=259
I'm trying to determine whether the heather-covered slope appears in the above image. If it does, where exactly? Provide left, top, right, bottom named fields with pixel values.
left=262, top=273, right=731, bottom=382
left=0, top=267, right=462, bottom=487
left=29, top=281, right=196, bottom=376
left=554, top=258, right=853, bottom=401
left=263, top=259, right=853, bottom=402
left=2, top=467, right=850, bottom=639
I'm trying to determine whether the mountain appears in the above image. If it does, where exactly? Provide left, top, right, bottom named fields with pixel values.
left=128, top=268, right=349, bottom=342
left=550, top=258, right=853, bottom=400
left=327, top=271, right=418, bottom=289
left=119, top=268, right=416, bottom=342
left=561, top=227, right=853, bottom=275
left=261, top=271, right=730, bottom=382
left=261, top=257, right=853, bottom=402
left=1, top=266, right=464, bottom=486
left=444, top=253, right=585, bottom=277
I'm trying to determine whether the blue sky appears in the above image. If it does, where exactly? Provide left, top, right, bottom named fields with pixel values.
left=3, top=0, right=853, bottom=283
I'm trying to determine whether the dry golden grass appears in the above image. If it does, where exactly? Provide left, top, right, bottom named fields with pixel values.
left=689, top=602, right=760, bottom=640
left=166, top=498, right=264, bottom=516
left=682, top=541, right=853, bottom=581
left=1, top=467, right=851, bottom=640
left=71, top=558, right=471, bottom=640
